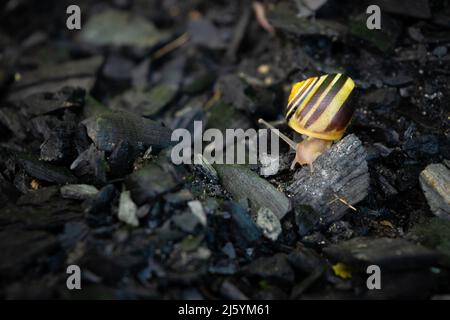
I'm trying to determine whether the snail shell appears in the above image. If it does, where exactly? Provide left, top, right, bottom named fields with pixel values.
left=285, top=73, right=356, bottom=141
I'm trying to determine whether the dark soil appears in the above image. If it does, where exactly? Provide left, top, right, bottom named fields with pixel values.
left=0, top=0, right=449, bottom=299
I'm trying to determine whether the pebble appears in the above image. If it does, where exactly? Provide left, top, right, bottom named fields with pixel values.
left=419, top=163, right=450, bottom=219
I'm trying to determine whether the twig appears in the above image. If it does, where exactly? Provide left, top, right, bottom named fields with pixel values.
left=152, top=33, right=190, bottom=60
left=329, top=194, right=357, bottom=211
left=252, top=1, right=276, bottom=35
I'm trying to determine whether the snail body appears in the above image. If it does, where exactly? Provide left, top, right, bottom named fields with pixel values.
left=259, top=73, right=356, bottom=170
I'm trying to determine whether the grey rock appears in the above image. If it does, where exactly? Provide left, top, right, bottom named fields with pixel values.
left=187, top=200, right=207, bottom=226
left=256, top=207, right=282, bottom=241
left=118, top=190, right=139, bottom=227
left=419, top=163, right=450, bottom=219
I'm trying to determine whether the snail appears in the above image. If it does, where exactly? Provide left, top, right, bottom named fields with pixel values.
left=259, top=73, right=356, bottom=171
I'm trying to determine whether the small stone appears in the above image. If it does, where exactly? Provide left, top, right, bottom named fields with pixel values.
left=188, top=200, right=207, bottom=226
left=60, top=184, right=99, bottom=200
left=256, top=207, right=282, bottom=241
left=222, top=242, right=236, bottom=259
left=259, top=152, right=280, bottom=177
left=433, top=46, right=447, bottom=58
left=118, top=190, right=139, bottom=227
left=419, top=163, right=450, bottom=219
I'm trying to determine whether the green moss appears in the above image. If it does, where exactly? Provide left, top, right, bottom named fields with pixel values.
left=206, top=100, right=237, bottom=132
left=412, top=217, right=450, bottom=257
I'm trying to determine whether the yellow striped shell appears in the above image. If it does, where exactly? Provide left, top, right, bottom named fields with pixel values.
left=285, top=73, right=356, bottom=141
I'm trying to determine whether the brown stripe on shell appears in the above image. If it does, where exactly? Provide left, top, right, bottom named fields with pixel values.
left=324, top=89, right=356, bottom=132
left=285, top=77, right=318, bottom=122
left=296, top=74, right=335, bottom=121
left=285, top=79, right=312, bottom=120
left=304, top=74, right=348, bottom=128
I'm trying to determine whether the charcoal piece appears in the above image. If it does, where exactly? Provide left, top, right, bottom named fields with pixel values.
left=0, top=107, right=30, bottom=140
left=0, top=200, right=83, bottom=230
left=294, top=205, right=322, bottom=237
left=363, top=270, right=437, bottom=299
left=206, top=99, right=252, bottom=132
left=193, top=153, right=218, bottom=182
left=287, top=247, right=323, bottom=274
left=181, top=66, right=216, bottom=95
left=226, top=201, right=261, bottom=245
left=110, top=84, right=178, bottom=116
left=70, top=144, right=108, bottom=184
left=108, top=140, right=136, bottom=178
left=220, top=281, right=249, bottom=300
left=349, top=13, right=402, bottom=52
left=59, top=222, right=90, bottom=250
left=287, top=134, right=369, bottom=227
left=74, top=123, right=91, bottom=155
left=373, top=0, right=431, bottom=19
left=163, top=189, right=194, bottom=206
left=412, top=218, right=450, bottom=258
left=118, top=190, right=139, bottom=227
left=267, top=2, right=347, bottom=37
left=0, top=229, right=58, bottom=278
left=323, top=237, right=441, bottom=271
left=327, top=221, right=354, bottom=243
left=82, top=95, right=111, bottom=120
left=403, top=135, right=440, bottom=158
left=102, top=54, right=134, bottom=84
left=244, top=253, right=295, bottom=283
left=0, top=176, right=21, bottom=205
left=216, top=74, right=255, bottom=112
left=215, top=164, right=290, bottom=219
left=8, top=56, right=100, bottom=101
left=131, top=58, right=150, bottom=88
left=13, top=171, right=32, bottom=194
left=60, top=184, right=99, bottom=200
left=125, top=162, right=179, bottom=205
left=188, top=19, right=227, bottom=50
left=84, top=184, right=117, bottom=214
left=172, top=211, right=202, bottom=233
left=19, top=87, right=85, bottom=116
left=419, top=164, right=450, bottom=219
left=16, top=186, right=59, bottom=206
left=79, top=9, right=168, bottom=49
left=82, top=111, right=172, bottom=153
left=31, top=115, right=63, bottom=140
left=16, top=152, right=77, bottom=184
left=40, top=124, right=76, bottom=163
left=77, top=248, right=127, bottom=284
left=136, top=203, right=151, bottom=218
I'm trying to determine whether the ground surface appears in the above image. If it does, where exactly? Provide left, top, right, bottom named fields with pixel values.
left=0, top=0, right=449, bottom=299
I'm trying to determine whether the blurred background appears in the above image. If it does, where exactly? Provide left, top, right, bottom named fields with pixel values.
left=0, top=0, right=449, bottom=300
